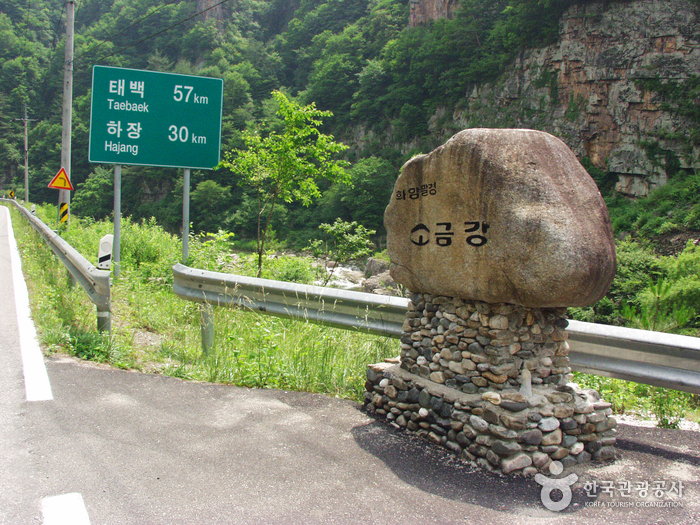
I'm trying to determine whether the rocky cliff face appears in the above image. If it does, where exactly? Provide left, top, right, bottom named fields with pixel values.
left=409, top=0, right=458, bottom=28
left=197, top=0, right=226, bottom=29
left=449, top=0, right=700, bottom=197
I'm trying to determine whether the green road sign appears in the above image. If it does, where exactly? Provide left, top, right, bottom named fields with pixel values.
left=89, top=66, right=223, bottom=169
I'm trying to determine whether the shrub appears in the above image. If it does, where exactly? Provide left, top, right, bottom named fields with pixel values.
left=119, top=217, right=180, bottom=282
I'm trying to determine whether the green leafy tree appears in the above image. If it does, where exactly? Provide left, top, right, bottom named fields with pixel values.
left=190, top=179, right=232, bottom=233
left=319, top=156, right=396, bottom=234
left=307, top=218, right=375, bottom=285
left=72, top=166, right=113, bottom=220
left=219, top=90, right=349, bottom=276
left=228, top=191, right=289, bottom=241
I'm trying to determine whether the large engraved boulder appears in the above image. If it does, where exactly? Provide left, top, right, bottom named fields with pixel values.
left=384, top=128, right=616, bottom=307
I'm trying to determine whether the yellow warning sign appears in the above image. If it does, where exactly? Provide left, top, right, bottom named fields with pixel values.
left=8, top=190, right=14, bottom=199
left=48, top=167, right=74, bottom=191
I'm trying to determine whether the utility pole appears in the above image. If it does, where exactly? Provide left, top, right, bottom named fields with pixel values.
left=14, top=104, right=36, bottom=203
left=59, top=0, right=75, bottom=226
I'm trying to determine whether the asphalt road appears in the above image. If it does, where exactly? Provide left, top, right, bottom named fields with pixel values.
left=2, top=204, right=699, bottom=524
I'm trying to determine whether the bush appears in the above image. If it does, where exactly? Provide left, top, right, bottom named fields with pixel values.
left=573, top=373, right=697, bottom=428
left=120, top=217, right=181, bottom=282
left=609, top=240, right=667, bottom=312
left=650, top=387, right=695, bottom=429
left=605, top=169, right=700, bottom=241
left=72, top=167, right=114, bottom=220
left=265, top=256, right=318, bottom=283
left=190, top=230, right=236, bottom=271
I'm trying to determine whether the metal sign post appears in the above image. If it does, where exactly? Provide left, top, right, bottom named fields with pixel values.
left=182, top=168, right=190, bottom=264
left=113, top=165, right=122, bottom=278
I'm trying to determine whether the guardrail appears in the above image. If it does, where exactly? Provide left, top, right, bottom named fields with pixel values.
left=173, top=262, right=700, bottom=394
left=566, top=320, right=700, bottom=395
left=172, top=263, right=406, bottom=351
left=2, top=199, right=111, bottom=333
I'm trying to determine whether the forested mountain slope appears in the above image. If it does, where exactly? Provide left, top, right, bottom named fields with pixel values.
left=1, top=0, right=699, bottom=248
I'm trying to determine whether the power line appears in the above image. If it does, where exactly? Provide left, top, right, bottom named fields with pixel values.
left=51, top=0, right=67, bottom=49
left=74, top=0, right=182, bottom=66
left=21, top=0, right=31, bottom=55
left=95, top=0, right=229, bottom=62
left=76, top=0, right=230, bottom=70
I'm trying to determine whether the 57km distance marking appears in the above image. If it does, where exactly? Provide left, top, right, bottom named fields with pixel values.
left=173, top=85, right=209, bottom=104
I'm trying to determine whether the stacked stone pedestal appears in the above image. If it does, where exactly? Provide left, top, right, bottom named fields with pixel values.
left=364, top=294, right=617, bottom=476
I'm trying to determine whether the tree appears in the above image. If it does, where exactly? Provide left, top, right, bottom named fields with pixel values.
left=190, top=179, right=231, bottom=233
left=320, top=156, right=397, bottom=234
left=218, top=90, right=349, bottom=276
left=307, top=218, right=375, bottom=285
left=72, top=166, right=113, bottom=220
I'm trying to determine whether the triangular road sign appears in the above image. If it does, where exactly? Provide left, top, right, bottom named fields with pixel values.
left=48, top=167, right=74, bottom=191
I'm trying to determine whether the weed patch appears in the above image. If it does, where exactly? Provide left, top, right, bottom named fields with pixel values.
left=10, top=205, right=396, bottom=402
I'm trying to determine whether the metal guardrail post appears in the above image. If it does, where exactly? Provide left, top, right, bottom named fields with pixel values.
left=172, top=263, right=700, bottom=394
left=67, top=268, right=77, bottom=288
left=200, top=303, right=215, bottom=354
left=2, top=199, right=111, bottom=334
left=97, top=306, right=111, bottom=334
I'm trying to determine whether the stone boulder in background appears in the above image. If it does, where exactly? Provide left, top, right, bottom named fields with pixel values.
left=384, top=128, right=616, bottom=307
left=364, top=257, right=390, bottom=277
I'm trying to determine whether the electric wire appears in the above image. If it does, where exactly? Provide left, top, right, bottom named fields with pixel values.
left=49, top=0, right=82, bottom=48
left=94, top=0, right=230, bottom=63
left=51, top=0, right=67, bottom=49
left=74, top=0, right=230, bottom=70
left=21, top=0, right=32, bottom=56
left=73, top=0, right=182, bottom=67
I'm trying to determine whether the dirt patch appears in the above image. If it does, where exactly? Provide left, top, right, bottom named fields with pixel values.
left=130, top=329, right=171, bottom=374
left=655, top=230, right=700, bottom=256
left=132, top=329, right=163, bottom=350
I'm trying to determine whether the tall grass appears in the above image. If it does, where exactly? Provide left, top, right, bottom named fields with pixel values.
left=9, top=205, right=397, bottom=402
left=199, top=315, right=395, bottom=398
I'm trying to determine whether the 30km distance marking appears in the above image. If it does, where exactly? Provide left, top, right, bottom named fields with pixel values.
left=169, top=85, right=209, bottom=144
left=168, top=126, right=207, bottom=144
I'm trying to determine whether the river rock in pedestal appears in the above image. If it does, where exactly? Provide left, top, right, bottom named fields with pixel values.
left=384, top=128, right=616, bottom=308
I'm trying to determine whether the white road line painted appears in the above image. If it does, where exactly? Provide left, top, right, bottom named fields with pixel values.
left=41, top=493, right=91, bottom=525
left=3, top=206, right=53, bottom=401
